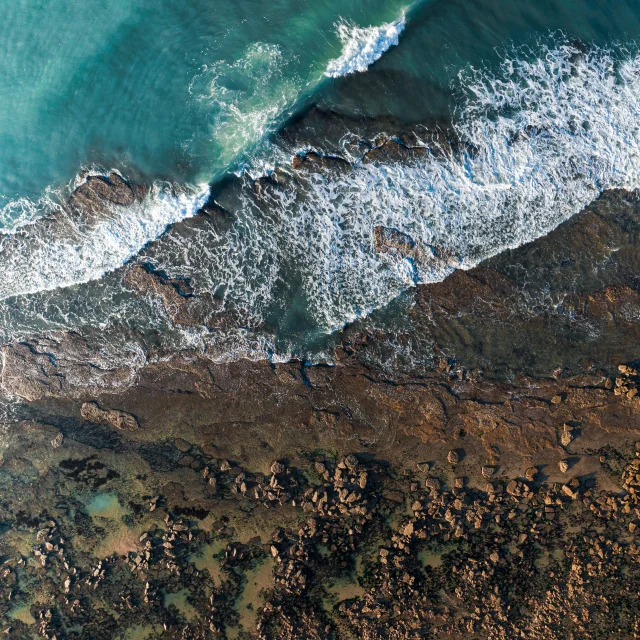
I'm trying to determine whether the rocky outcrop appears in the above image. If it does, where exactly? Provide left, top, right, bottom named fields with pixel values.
left=373, top=225, right=415, bottom=256
left=122, top=264, right=211, bottom=327
left=0, top=412, right=638, bottom=639
left=69, top=171, right=148, bottom=216
left=80, top=401, right=139, bottom=430
left=291, top=151, right=350, bottom=174
left=0, top=333, right=136, bottom=401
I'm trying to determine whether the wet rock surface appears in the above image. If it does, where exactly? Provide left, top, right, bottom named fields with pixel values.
left=0, top=403, right=639, bottom=639
left=69, top=172, right=148, bottom=216
left=3, top=135, right=640, bottom=637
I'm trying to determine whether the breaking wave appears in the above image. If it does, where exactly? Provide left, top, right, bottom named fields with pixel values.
left=325, top=14, right=406, bottom=78
left=0, top=179, right=208, bottom=300
left=154, top=41, right=640, bottom=342
left=3, top=40, right=640, bottom=367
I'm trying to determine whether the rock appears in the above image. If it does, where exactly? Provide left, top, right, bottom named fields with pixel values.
left=201, top=444, right=218, bottom=457
left=416, top=462, right=431, bottom=472
left=69, top=172, right=148, bottom=216
left=291, top=151, right=350, bottom=174
left=506, top=480, right=520, bottom=496
left=525, top=467, right=537, bottom=482
left=344, top=454, right=359, bottom=470
left=425, top=477, right=441, bottom=491
left=122, top=265, right=207, bottom=327
left=174, top=438, right=192, bottom=452
left=447, top=450, right=460, bottom=464
left=51, top=433, right=64, bottom=449
left=558, top=460, right=570, bottom=473
left=561, top=426, right=574, bottom=447
left=373, top=226, right=416, bottom=258
left=80, top=401, right=139, bottom=430
left=482, top=466, right=496, bottom=478
left=271, top=461, right=285, bottom=475
left=363, top=139, right=427, bottom=164
left=0, top=334, right=133, bottom=401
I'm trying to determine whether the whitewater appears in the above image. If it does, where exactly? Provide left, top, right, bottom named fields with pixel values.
left=148, top=42, right=640, bottom=340
left=325, top=15, right=406, bottom=77
left=2, top=38, right=640, bottom=364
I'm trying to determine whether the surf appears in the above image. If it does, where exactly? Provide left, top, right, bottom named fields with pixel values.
left=174, top=41, right=640, bottom=344
left=325, top=13, right=407, bottom=78
left=3, top=38, right=640, bottom=367
left=0, top=177, right=209, bottom=300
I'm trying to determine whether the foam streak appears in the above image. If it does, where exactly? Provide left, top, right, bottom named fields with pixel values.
left=0, top=182, right=208, bottom=300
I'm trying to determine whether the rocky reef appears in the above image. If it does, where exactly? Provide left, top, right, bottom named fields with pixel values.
left=2, top=138, right=640, bottom=638
left=1, top=377, right=640, bottom=638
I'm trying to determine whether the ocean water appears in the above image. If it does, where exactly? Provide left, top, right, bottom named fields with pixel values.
left=3, top=0, right=640, bottom=367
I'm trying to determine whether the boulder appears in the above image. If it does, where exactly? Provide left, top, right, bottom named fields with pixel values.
left=447, top=450, right=460, bottom=464
left=80, top=401, right=139, bottom=430
left=425, top=477, right=441, bottom=491
left=271, top=461, right=286, bottom=475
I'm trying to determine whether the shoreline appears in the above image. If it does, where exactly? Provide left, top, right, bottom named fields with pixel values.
left=2, top=110, right=640, bottom=639
left=3, top=182, right=640, bottom=404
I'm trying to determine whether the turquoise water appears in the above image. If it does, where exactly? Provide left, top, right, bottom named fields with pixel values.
left=0, top=0, right=407, bottom=219
left=4, top=0, right=640, bottom=217
left=3, top=0, right=640, bottom=362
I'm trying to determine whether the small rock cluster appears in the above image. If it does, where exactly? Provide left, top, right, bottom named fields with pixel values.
left=1, top=444, right=640, bottom=638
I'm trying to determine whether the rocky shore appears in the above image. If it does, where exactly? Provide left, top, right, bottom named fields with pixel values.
left=2, top=135, right=640, bottom=638
left=1, top=368, right=640, bottom=638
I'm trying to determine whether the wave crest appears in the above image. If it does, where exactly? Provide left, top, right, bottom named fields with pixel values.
left=0, top=177, right=208, bottom=300
left=325, top=14, right=406, bottom=78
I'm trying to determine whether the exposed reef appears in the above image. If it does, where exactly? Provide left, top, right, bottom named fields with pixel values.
left=2, top=134, right=640, bottom=638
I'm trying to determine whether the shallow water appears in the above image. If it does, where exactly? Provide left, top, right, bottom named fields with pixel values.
left=0, top=0, right=408, bottom=215
left=3, top=0, right=640, bottom=367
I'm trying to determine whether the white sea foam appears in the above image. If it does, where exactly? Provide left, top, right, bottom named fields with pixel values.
left=3, top=41, right=640, bottom=368
left=190, top=43, right=302, bottom=168
left=299, top=43, right=640, bottom=330
left=325, top=14, right=406, bottom=78
left=0, top=190, right=64, bottom=234
left=156, top=42, right=640, bottom=343
left=0, top=181, right=208, bottom=300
